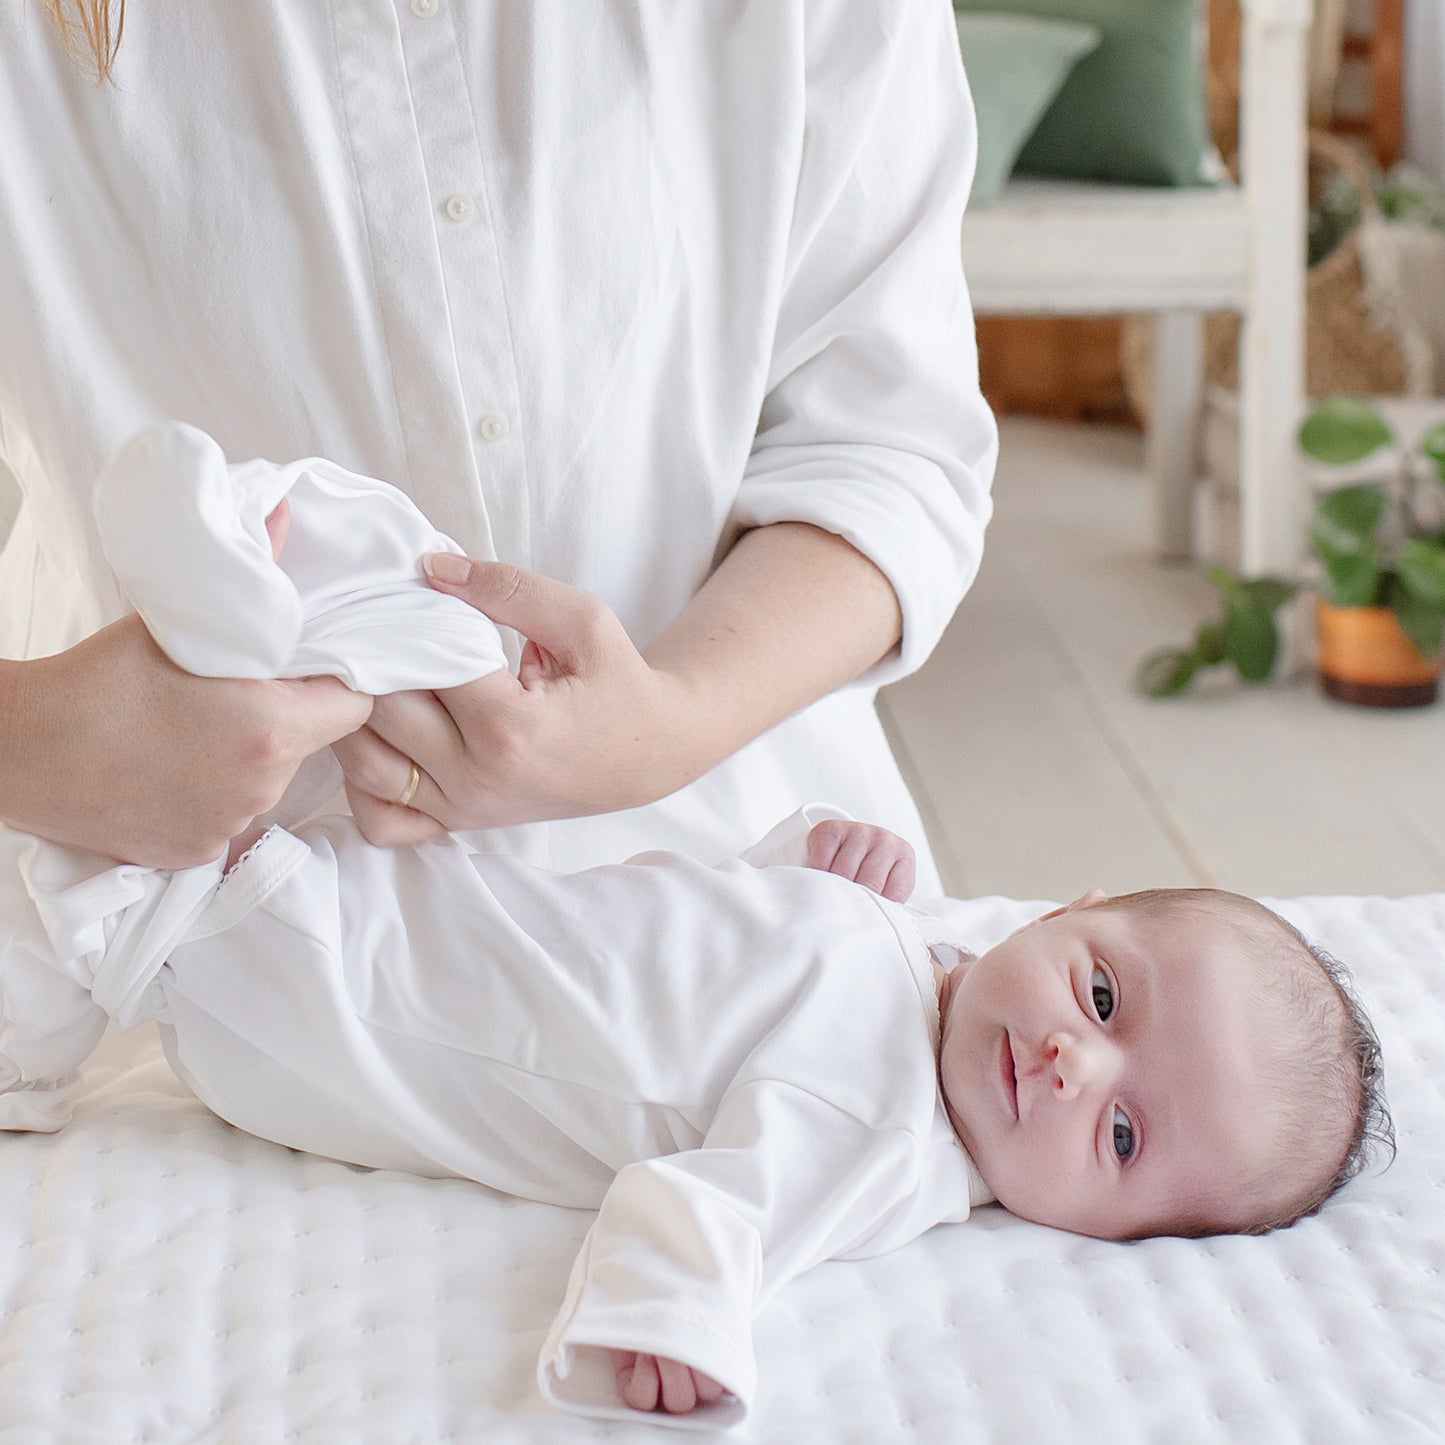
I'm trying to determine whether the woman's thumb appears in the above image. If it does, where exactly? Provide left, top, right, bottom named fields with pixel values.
left=423, top=555, right=611, bottom=655
left=281, top=674, right=374, bottom=753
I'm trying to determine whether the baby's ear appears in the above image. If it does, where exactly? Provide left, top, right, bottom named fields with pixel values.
left=1035, top=888, right=1108, bottom=922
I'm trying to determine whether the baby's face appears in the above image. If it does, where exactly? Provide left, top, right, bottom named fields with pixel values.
left=938, top=894, right=1280, bottom=1239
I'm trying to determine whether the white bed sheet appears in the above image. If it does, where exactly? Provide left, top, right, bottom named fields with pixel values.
left=0, top=892, right=1441, bottom=1442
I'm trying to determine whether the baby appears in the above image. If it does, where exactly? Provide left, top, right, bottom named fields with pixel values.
left=1, top=799, right=1392, bottom=1426
left=0, top=424, right=1393, bottom=1428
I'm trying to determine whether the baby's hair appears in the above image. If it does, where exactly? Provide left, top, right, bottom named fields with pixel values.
left=1096, top=888, right=1393, bottom=1238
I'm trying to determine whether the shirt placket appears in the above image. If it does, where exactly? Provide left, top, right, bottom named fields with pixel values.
left=330, top=0, right=529, bottom=568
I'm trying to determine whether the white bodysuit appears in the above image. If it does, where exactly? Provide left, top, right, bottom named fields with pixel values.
left=0, top=426, right=990, bottom=1429
left=4, top=804, right=989, bottom=1430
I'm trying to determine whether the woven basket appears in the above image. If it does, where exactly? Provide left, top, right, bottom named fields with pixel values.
left=1123, top=131, right=1410, bottom=427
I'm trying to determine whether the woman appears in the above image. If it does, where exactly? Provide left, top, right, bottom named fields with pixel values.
left=0, top=0, right=996, bottom=891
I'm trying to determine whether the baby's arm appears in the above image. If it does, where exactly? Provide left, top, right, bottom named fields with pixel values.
left=806, top=818, right=915, bottom=902
left=537, top=1079, right=921, bottom=1427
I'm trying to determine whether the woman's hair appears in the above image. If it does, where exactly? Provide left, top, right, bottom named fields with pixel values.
left=41, top=0, right=125, bottom=83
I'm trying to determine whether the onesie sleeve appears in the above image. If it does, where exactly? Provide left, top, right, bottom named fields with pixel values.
left=537, top=1078, right=920, bottom=1429
left=729, top=0, right=997, bottom=688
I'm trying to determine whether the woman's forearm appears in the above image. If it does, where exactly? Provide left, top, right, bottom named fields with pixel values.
left=0, top=656, right=41, bottom=830
left=642, top=521, right=903, bottom=767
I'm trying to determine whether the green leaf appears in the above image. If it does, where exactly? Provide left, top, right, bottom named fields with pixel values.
left=1310, top=485, right=1386, bottom=605
left=1386, top=576, right=1445, bottom=659
left=1224, top=598, right=1280, bottom=682
left=1194, top=619, right=1227, bottom=665
left=1310, top=523, right=1382, bottom=605
left=1205, top=566, right=1245, bottom=603
left=1316, top=545, right=1383, bottom=607
left=1136, top=647, right=1199, bottom=697
left=1298, top=395, right=1394, bottom=464
left=1419, top=422, right=1445, bottom=486
left=1396, top=538, right=1445, bottom=606
left=1313, top=483, right=1388, bottom=543
left=1240, top=577, right=1298, bottom=613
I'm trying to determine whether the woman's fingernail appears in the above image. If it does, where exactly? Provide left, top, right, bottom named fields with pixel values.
left=425, top=553, right=471, bottom=584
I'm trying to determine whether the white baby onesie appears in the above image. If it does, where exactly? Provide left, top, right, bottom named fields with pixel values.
left=125, top=804, right=992, bottom=1430
left=0, top=421, right=507, bottom=1128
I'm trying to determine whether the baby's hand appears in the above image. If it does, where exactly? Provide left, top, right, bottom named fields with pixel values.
left=806, top=819, right=916, bottom=902
left=611, top=1350, right=726, bottom=1415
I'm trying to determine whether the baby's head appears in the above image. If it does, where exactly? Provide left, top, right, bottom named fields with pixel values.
left=936, top=887, right=1392, bottom=1239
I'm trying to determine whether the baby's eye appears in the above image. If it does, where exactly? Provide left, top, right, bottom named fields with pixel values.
left=1090, top=965, right=1115, bottom=1022
left=1112, top=1106, right=1135, bottom=1161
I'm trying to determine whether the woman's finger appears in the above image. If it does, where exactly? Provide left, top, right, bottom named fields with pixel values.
left=357, top=687, right=470, bottom=774
left=344, top=777, right=450, bottom=846
left=424, top=556, right=621, bottom=673
left=330, top=724, right=426, bottom=806
left=331, top=723, right=450, bottom=844
left=273, top=675, right=374, bottom=763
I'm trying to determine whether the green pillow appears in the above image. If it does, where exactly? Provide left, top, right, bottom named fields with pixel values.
left=955, top=14, right=1100, bottom=206
left=954, top=0, right=1215, bottom=188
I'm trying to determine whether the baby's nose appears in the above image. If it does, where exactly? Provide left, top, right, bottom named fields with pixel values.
left=1045, top=1030, right=1121, bottom=1102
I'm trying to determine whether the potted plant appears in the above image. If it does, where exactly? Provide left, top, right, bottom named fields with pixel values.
left=1137, top=394, right=1445, bottom=706
left=1304, top=395, right=1445, bottom=705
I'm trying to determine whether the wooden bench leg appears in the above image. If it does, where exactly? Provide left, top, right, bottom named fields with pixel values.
left=1147, top=310, right=1204, bottom=562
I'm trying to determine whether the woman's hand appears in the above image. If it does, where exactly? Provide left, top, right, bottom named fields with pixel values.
left=331, top=559, right=704, bottom=844
left=611, top=1350, right=726, bottom=1415
left=3, top=614, right=372, bottom=868
left=334, top=523, right=903, bottom=845
left=806, top=818, right=916, bottom=901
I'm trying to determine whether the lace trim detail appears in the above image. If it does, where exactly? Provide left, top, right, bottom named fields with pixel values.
left=221, top=825, right=280, bottom=881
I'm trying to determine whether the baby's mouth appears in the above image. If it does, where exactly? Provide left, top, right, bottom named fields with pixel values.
left=1001, top=1031, right=1018, bottom=1119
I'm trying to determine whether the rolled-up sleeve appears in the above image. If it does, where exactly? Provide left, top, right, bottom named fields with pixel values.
left=731, top=0, right=998, bottom=687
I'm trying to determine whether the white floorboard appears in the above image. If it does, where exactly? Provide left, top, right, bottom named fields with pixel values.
left=881, top=417, right=1445, bottom=903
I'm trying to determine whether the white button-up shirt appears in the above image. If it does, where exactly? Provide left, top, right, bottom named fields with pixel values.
left=0, top=1, right=996, bottom=883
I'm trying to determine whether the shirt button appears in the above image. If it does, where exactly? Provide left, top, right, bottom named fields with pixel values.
left=410, top=0, right=439, bottom=16
left=444, top=194, right=475, bottom=223
left=478, top=413, right=509, bottom=443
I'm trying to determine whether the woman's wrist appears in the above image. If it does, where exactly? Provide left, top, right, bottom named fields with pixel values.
left=639, top=522, right=902, bottom=762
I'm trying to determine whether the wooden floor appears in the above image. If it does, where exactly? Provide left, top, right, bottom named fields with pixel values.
left=879, top=417, right=1445, bottom=903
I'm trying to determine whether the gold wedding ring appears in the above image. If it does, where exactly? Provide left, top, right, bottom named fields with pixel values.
left=398, top=759, right=422, bottom=809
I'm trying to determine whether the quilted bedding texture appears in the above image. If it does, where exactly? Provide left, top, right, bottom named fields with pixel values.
left=0, top=891, right=1441, bottom=1443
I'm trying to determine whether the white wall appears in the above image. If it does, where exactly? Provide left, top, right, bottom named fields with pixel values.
left=1405, top=0, right=1445, bottom=181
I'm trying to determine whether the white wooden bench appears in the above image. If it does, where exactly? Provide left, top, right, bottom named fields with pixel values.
left=961, top=0, right=1313, bottom=575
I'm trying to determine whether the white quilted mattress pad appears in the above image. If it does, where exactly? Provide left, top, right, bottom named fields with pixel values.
left=0, top=891, right=1440, bottom=1442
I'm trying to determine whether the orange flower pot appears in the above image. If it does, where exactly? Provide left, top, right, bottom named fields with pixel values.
left=1315, top=597, right=1442, bottom=707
